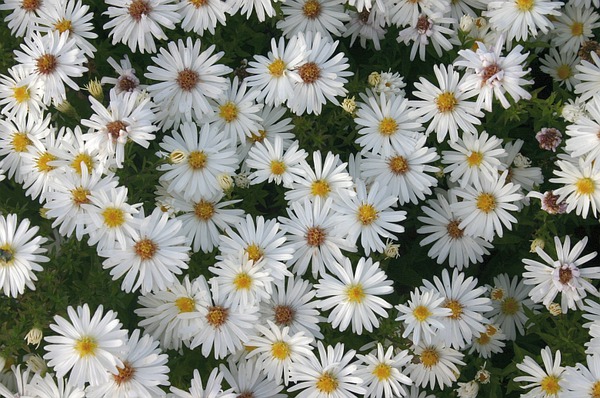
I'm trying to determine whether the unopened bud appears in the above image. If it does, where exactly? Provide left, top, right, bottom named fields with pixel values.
left=547, top=302, right=562, bottom=316
left=368, top=72, right=380, bottom=87
left=341, top=96, right=356, bottom=115
left=84, top=78, right=104, bottom=101
left=24, top=327, right=43, bottom=348
left=218, top=173, right=234, bottom=192
left=530, top=238, right=545, bottom=253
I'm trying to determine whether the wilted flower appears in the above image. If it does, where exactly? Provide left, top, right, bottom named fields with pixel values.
left=535, top=128, right=562, bottom=151
left=530, top=238, right=545, bottom=253
left=547, top=302, right=562, bottom=316
left=455, top=380, right=479, bottom=398
left=384, top=239, right=400, bottom=259
left=341, top=96, right=356, bottom=114
left=368, top=71, right=380, bottom=87
left=24, top=327, right=43, bottom=348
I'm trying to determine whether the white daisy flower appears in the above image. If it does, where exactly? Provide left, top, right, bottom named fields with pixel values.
left=422, top=268, right=492, bottom=349
left=277, top=0, right=350, bottom=40
left=441, top=130, right=507, bottom=188
left=407, top=340, right=465, bottom=390
left=176, top=0, right=228, bottom=35
left=51, top=125, right=104, bottom=176
left=0, top=365, right=35, bottom=397
left=390, top=0, right=449, bottom=27
left=0, top=0, right=45, bottom=36
left=523, top=235, right=600, bottom=313
left=81, top=90, right=158, bottom=168
left=260, top=276, right=324, bottom=340
left=135, top=275, right=209, bottom=351
left=455, top=34, right=533, bottom=112
left=316, top=256, right=393, bottom=334
left=0, top=214, right=48, bottom=298
left=288, top=341, right=366, bottom=397
left=539, top=48, right=581, bottom=91
left=354, top=91, right=423, bottom=156
left=230, top=0, right=276, bottom=21
left=514, top=346, right=565, bottom=398
left=157, top=122, right=238, bottom=201
left=417, top=190, right=493, bottom=270
left=484, top=0, right=562, bottom=42
left=502, top=139, right=543, bottom=197
left=220, top=358, right=286, bottom=398
left=239, top=104, right=296, bottom=160
left=485, top=273, right=537, bottom=340
left=343, top=7, right=387, bottom=51
left=36, top=0, right=98, bottom=57
left=551, top=5, right=600, bottom=56
left=411, top=63, right=483, bottom=143
left=43, top=304, right=128, bottom=388
left=550, top=157, right=600, bottom=219
left=333, top=180, right=406, bottom=256
left=361, top=136, right=440, bottom=205
left=103, top=0, right=181, bottom=53
left=356, top=343, right=413, bottom=398
left=169, top=367, right=234, bottom=398
left=566, top=96, right=600, bottom=166
left=27, top=371, right=85, bottom=398
left=246, top=321, right=314, bottom=385
left=278, top=196, right=356, bottom=278
left=99, top=207, right=191, bottom=294
left=246, top=35, right=308, bottom=107
left=397, top=13, right=456, bottom=62
left=396, top=288, right=452, bottom=345
left=468, top=324, right=506, bottom=359
left=145, top=37, right=231, bottom=128
left=287, top=32, right=353, bottom=116
left=372, top=70, right=407, bottom=97
left=575, top=52, right=600, bottom=103
left=451, top=170, right=523, bottom=242
left=14, top=30, right=87, bottom=105
left=101, top=55, right=143, bottom=95
left=0, top=65, right=45, bottom=120
left=85, top=329, right=169, bottom=398
left=246, top=137, right=308, bottom=189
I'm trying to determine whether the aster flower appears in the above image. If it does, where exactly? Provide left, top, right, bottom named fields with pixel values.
left=407, top=340, right=465, bottom=390
left=343, top=7, right=387, bottom=51
left=103, top=0, right=181, bottom=53
left=101, top=55, right=143, bottom=95
left=514, top=346, right=565, bottom=398
left=396, top=288, right=452, bottom=345
left=575, top=52, right=600, bottom=103
left=176, top=0, right=228, bottom=35
left=566, top=96, right=600, bottom=166
left=316, top=256, right=393, bottom=334
left=27, top=371, right=85, bottom=398
left=169, top=367, right=234, bottom=398
left=0, top=214, right=48, bottom=298
left=0, top=65, right=45, bottom=120
left=468, top=324, right=506, bottom=359
left=539, top=48, right=581, bottom=91
left=239, top=104, right=296, bottom=160
left=230, top=0, right=276, bottom=21
left=220, top=358, right=286, bottom=398
left=397, top=13, right=456, bottom=62
left=246, top=137, right=307, bottom=189
left=390, top=0, right=449, bottom=27
left=356, top=343, right=413, bottom=398
left=552, top=5, right=600, bottom=55
left=277, top=0, right=350, bottom=40
left=502, top=139, right=544, bottom=198
left=43, top=304, right=128, bottom=388
left=550, top=157, right=600, bottom=219
left=527, top=190, right=568, bottom=215
left=536, top=127, right=562, bottom=152
left=0, top=0, right=45, bottom=37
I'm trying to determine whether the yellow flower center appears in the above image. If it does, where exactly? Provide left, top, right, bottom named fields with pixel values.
left=571, top=21, right=584, bottom=36
left=176, top=68, right=200, bottom=91
left=378, top=117, right=398, bottom=136
left=12, top=86, right=29, bottom=103
left=21, top=0, right=40, bottom=12
left=188, top=151, right=207, bottom=170
left=0, top=244, right=15, bottom=265
left=113, top=361, right=136, bottom=385
left=591, top=381, right=600, bottom=398
left=477, top=332, right=490, bottom=345
left=298, top=62, right=321, bottom=84
left=576, top=177, right=595, bottom=195
left=36, top=152, right=57, bottom=173
left=175, top=297, right=195, bottom=313
left=233, top=273, right=252, bottom=291
left=476, top=193, right=496, bottom=213
left=556, top=64, right=572, bottom=80
left=540, top=375, right=561, bottom=395
left=36, top=54, right=57, bottom=75
left=102, top=207, right=125, bottom=228
left=302, top=0, right=321, bottom=19
left=71, top=187, right=91, bottom=206
left=219, top=101, right=238, bottom=123
left=193, top=200, right=214, bottom=221
left=311, top=179, right=330, bottom=197
left=501, top=297, right=519, bottom=315
left=486, top=325, right=497, bottom=336
left=420, top=348, right=439, bottom=368
left=271, top=341, right=290, bottom=360
left=491, top=287, right=505, bottom=301
left=444, top=299, right=463, bottom=320
left=71, top=153, right=94, bottom=175
left=248, top=129, right=268, bottom=143
left=134, top=238, right=157, bottom=260
left=206, top=306, right=229, bottom=328
left=436, top=92, right=458, bottom=113
left=245, top=244, right=263, bottom=262
left=316, top=372, right=338, bottom=393
left=446, top=219, right=464, bottom=239
left=188, top=0, right=206, bottom=8
left=306, top=226, right=326, bottom=246
left=54, top=18, right=72, bottom=33
left=270, top=160, right=286, bottom=175
left=372, top=363, right=392, bottom=381
left=388, top=155, right=409, bottom=175
left=346, top=284, right=365, bottom=303
left=466, top=151, right=483, bottom=167
left=413, top=305, right=431, bottom=322
left=357, top=204, right=378, bottom=225
left=515, top=0, right=534, bottom=11
left=128, top=0, right=152, bottom=21
left=11, top=132, right=31, bottom=152
left=74, top=336, right=97, bottom=358
left=268, top=58, right=286, bottom=77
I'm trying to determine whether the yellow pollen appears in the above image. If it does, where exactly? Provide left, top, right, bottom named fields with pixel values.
left=357, top=204, right=378, bottom=225
left=36, top=152, right=57, bottom=173
left=0, top=244, right=15, bottom=265
left=477, top=332, right=491, bottom=345
left=388, top=155, right=409, bottom=175
left=298, top=62, right=321, bottom=84
left=36, top=54, right=57, bottom=75
left=193, top=200, right=214, bottom=221
left=106, top=120, right=128, bottom=141
left=491, top=287, right=505, bottom=301
left=128, top=0, right=152, bottom=21
left=268, top=58, right=286, bottom=77
left=233, top=273, right=252, bottom=291
left=515, top=0, right=534, bottom=12
left=102, top=207, right=125, bottom=228
left=501, top=297, right=519, bottom=315
left=270, top=160, right=286, bottom=175
left=315, top=372, right=338, bottom=393
left=476, top=193, right=496, bottom=213
left=74, top=336, right=97, bottom=358
left=11, top=132, right=31, bottom=152
left=206, top=306, right=228, bottom=328
left=413, top=305, right=432, bottom=322
left=274, top=305, right=295, bottom=326
left=219, top=101, right=238, bottom=123
left=245, top=244, right=263, bottom=262
left=466, top=151, right=483, bottom=167
left=576, top=177, right=595, bottom=195
left=21, top=0, right=40, bottom=12
left=540, top=375, right=561, bottom=394
left=556, top=64, right=572, bottom=80
left=591, top=381, right=600, bottom=398
left=306, top=226, right=326, bottom=246
left=420, top=348, right=439, bottom=368
left=71, top=153, right=94, bottom=175
left=271, top=341, right=290, bottom=360
left=372, top=363, right=392, bottom=381
left=302, top=0, right=321, bottom=19
left=54, top=18, right=72, bottom=33
left=188, top=0, right=207, bottom=7
left=311, top=179, right=330, bottom=197
left=444, top=299, right=463, bottom=320
left=248, top=129, right=268, bottom=143
left=175, top=297, right=195, bottom=313
left=436, top=92, right=458, bottom=113
left=134, top=238, right=157, bottom=260
left=346, top=284, right=365, bottom=303
left=176, top=68, right=199, bottom=91
left=12, top=86, right=29, bottom=103
left=379, top=117, right=398, bottom=136
left=113, top=361, right=136, bottom=385
left=71, top=187, right=90, bottom=206
left=188, top=151, right=208, bottom=170
left=486, top=325, right=497, bottom=336
left=571, top=21, right=584, bottom=36
left=446, top=220, right=464, bottom=239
